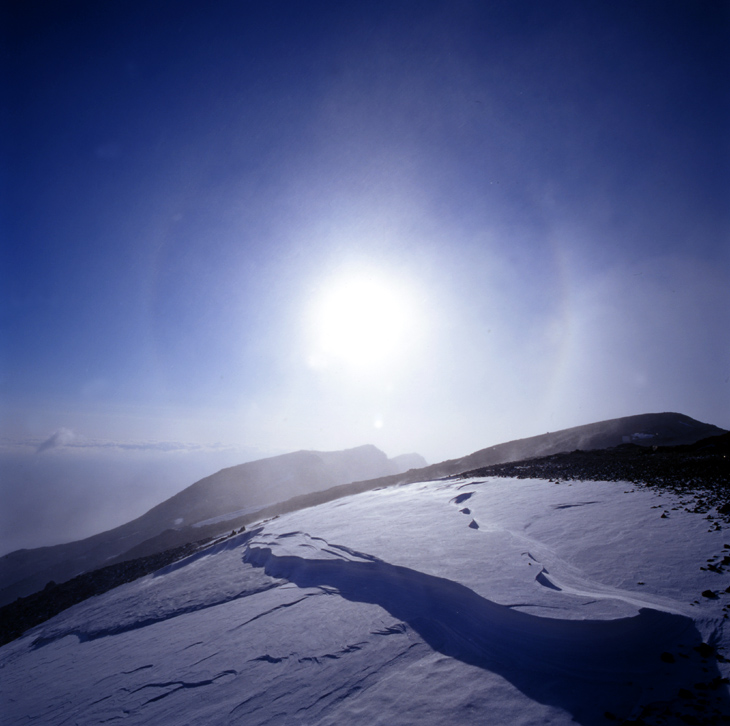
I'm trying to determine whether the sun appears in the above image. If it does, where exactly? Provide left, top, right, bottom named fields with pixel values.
left=309, top=272, right=414, bottom=371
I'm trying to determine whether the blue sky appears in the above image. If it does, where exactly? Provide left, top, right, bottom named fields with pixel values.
left=2, top=1, right=728, bottom=551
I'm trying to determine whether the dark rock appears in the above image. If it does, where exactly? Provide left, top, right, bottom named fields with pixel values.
left=694, top=643, right=715, bottom=658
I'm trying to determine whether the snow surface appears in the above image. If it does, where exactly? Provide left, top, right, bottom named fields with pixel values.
left=2, top=477, right=729, bottom=725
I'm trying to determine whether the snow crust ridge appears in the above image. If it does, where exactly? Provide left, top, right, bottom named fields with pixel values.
left=242, top=530, right=725, bottom=723
left=29, top=578, right=280, bottom=649
left=26, top=529, right=280, bottom=649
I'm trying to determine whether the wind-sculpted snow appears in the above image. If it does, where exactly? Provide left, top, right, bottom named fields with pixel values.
left=2, top=476, right=730, bottom=725
left=242, top=531, right=725, bottom=725
left=28, top=530, right=280, bottom=647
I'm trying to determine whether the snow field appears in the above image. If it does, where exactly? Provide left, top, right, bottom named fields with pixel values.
left=1, top=476, right=729, bottom=725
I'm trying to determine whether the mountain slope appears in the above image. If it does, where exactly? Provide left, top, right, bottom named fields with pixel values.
left=243, top=412, right=727, bottom=526
left=0, top=413, right=721, bottom=607
left=0, top=445, right=424, bottom=607
left=4, top=429, right=728, bottom=647
left=412, top=411, right=726, bottom=480
left=3, top=473, right=729, bottom=725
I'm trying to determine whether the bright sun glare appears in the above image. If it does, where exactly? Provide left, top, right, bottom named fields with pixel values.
left=310, top=273, right=414, bottom=371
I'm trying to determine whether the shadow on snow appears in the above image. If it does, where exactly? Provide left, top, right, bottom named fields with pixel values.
left=244, top=542, right=729, bottom=725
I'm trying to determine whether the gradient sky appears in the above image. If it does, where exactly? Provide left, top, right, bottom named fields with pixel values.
left=2, top=1, right=729, bottom=553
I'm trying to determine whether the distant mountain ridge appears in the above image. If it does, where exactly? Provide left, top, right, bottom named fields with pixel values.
left=0, top=412, right=723, bottom=607
left=133, top=444, right=415, bottom=534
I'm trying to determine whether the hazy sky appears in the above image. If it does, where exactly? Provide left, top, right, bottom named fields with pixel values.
left=2, top=1, right=729, bottom=552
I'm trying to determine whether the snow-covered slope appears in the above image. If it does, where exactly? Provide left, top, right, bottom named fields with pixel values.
left=3, top=475, right=729, bottom=725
